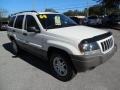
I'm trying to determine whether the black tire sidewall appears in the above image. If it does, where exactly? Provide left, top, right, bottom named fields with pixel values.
left=12, top=40, right=19, bottom=55
left=50, top=52, right=74, bottom=81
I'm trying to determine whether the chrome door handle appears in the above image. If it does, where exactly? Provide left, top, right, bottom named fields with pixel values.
left=23, top=33, right=27, bottom=36
left=13, top=30, right=15, bottom=32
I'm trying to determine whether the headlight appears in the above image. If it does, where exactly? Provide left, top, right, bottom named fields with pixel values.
left=79, top=41, right=100, bottom=55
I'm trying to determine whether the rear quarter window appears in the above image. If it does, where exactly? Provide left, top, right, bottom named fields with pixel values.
left=8, top=16, right=16, bottom=27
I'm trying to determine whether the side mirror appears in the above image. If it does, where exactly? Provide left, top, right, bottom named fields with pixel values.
left=27, top=27, right=40, bottom=33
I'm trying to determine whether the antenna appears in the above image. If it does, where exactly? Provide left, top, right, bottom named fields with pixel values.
left=86, top=0, right=89, bottom=17
left=32, top=0, right=35, bottom=10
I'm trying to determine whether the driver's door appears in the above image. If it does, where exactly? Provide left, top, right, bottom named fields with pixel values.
left=22, top=15, right=44, bottom=57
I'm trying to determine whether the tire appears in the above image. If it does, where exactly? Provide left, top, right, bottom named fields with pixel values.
left=50, top=51, right=75, bottom=81
left=12, top=40, right=20, bottom=55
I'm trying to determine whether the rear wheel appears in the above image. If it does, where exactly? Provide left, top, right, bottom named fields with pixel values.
left=50, top=51, right=75, bottom=81
left=12, top=40, right=20, bottom=55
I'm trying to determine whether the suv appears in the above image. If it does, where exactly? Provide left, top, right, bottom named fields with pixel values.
left=7, top=11, right=117, bottom=81
left=85, top=16, right=102, bottom=26
left=0, top=21, right=8, bottom=30
left=70, top=16, right=84, bottom=25
left=109, top=13, right=120, bottom=25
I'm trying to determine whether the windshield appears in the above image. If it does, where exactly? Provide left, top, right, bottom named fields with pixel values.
left=37, top=14, right=77, bottom=29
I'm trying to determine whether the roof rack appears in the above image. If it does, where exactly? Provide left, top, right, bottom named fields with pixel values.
left=11, top=10, right=37, bottom=16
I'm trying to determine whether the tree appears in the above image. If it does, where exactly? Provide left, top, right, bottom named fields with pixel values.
left=0, top=9, right=8, bottom=17
left=98, top=0, right=120, bottom=8
left=44, top=8, right=58, bottom=13
left=95, top=0, right=120, bottom=14
left=89, top=4, right=104, bottom=15
left=63, top=10, right=85, bottom=16
left=0, top=8, right=8, bottom=26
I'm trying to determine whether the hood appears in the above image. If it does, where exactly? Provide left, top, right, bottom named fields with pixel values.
left=47, top=25, right=108, bottom=42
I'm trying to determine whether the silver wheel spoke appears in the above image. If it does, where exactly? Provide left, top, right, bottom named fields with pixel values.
left=53, top=57, right=67, bottom=76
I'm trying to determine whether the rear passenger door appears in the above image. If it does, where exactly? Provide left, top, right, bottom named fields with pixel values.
left=14, top=15, right=24, bottom=42
left=8, top=16, right=16, bottom=35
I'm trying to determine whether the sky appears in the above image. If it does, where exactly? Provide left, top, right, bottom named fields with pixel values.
left=0, top=0, right=98, bottom=15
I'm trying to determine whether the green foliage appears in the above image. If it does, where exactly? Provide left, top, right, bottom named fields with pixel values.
left=63, top=10, right=86, bottom=16
left=94, top=0, right=120, bottom=15
left=99, top=0, right=120, bottom=9
left=0, top=18, right=8, bottom=22
left=0, top=8, right=8, bottom=22
left=89, top=5, right=104, bottom=15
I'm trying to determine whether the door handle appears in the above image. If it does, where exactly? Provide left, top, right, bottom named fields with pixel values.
left=23, top=33, right=27, bottom=36
left=13, top=30, right=15, bottom=32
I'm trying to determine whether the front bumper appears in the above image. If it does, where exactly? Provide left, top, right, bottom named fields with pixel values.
left=71, top=44, right=117, bottom=72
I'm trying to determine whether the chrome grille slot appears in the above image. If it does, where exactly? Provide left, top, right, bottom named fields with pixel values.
left=100, top=37, right=113, bottom=52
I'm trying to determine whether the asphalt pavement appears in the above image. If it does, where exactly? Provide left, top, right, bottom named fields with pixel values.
left=0, top=28, right=120, bottom=90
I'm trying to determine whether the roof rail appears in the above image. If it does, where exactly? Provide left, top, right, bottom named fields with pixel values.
left=11, top=10, right=37, bottom=16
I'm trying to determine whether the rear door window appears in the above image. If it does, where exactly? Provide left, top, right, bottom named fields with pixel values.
left=14, top=15, right=24, bottom=29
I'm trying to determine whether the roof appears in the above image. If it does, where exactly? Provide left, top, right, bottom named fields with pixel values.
left=11, top=11, right=59, bottom=16
left=38, top=12, right=59, bottom=14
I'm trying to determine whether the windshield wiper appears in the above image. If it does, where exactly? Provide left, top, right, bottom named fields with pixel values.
left=62, top=24, right=78, bottom=27
left=46, top=25, right=62, bottom=30
left=45, top=24, right=78, bottom=30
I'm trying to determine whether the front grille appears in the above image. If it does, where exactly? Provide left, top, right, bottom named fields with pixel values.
left=101, top=37, right=113, bottom=52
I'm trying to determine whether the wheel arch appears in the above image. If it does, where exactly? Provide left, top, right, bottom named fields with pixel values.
left=47, top=46, right=77, bottom=73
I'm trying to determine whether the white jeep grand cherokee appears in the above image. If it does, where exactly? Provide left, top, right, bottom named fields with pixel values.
left=7, top=11, right=117, bottom=81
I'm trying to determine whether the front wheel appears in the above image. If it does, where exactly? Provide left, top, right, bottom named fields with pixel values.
left=50, top=51, right=75, bottom=81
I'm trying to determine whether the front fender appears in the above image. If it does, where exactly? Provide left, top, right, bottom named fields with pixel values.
left=47, top=40, right=81, bottom=55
